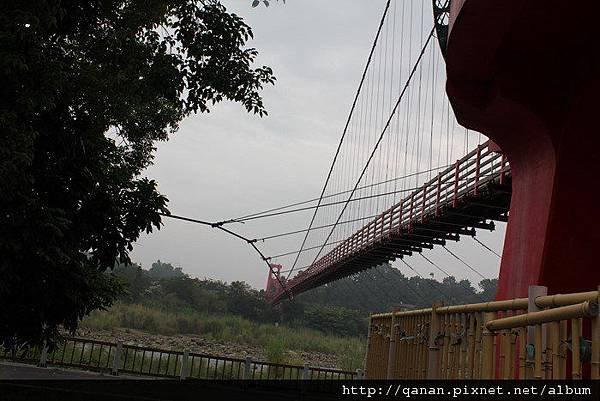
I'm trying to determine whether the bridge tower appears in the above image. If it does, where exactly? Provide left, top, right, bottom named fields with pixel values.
left=264, top=263, right=283, bottom=303
left=444, top=0, right=600, bottom=298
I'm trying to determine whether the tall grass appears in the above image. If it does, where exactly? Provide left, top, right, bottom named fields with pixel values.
left=82, top=303, right=364, bottom=370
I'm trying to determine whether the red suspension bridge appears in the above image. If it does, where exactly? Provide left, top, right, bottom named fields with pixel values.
left=270, top=141, right=510, bottom=303
left=263, top=0, right=600, bottom=304
left=165, top=0, right=599, bottom=306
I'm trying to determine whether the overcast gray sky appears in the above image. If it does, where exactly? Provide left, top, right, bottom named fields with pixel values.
left=131, top=0, right=506, bottom=290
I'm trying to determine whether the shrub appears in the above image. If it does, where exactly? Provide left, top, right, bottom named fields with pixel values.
left=265, top=336, right=285, bottom=364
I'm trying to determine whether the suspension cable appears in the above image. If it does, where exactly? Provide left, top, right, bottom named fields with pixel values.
left=311, top=23, right=439, bottom=268
left=472, top=237, right=502, bottom=258
left=286, top=0, right=393, bottom=280
left=419, top=253, right=486, bottom=302
left=442, top=245, right=488, bottom=280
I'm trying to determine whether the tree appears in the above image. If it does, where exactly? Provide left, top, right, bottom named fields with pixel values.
left=113, top=262, right=152, bottom=303
left=148, top=260, right=186, bottom=280
left=0, top=0, right=275, bottom=349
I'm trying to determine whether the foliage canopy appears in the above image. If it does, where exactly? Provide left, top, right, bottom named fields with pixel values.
left=0, top=0, right=274, bottom=349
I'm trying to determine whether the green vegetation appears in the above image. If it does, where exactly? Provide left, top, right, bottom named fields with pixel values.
left=1, top=0, right=275, bottom=350
left=82, top=303, right=364, bottom=370
left=77, top=260, right=496, bottom=371
left=82, top=302, right=364, bottom=357
left=264, top=337, right=285, bottom=364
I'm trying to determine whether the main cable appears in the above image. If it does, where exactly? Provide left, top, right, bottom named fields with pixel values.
left=160, top=213, right=292, bottom=300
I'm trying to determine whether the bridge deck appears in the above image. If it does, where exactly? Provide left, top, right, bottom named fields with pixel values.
left=272, top=142, right=512, bottom=303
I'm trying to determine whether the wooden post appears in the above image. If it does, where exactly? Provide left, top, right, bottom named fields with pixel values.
left=427, top=303, right=442, bottom=379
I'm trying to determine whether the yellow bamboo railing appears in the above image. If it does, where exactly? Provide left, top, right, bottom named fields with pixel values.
left=364, top=286, right=599, bottom=379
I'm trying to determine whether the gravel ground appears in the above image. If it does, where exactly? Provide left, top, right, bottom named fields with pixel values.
left=74, top=327, right=341, bottom=368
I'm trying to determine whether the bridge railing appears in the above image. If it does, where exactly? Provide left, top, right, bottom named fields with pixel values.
left=0, top=336, right=358, bottom=380
left=364, top=286, right=599, bottom=380
left=279, top=141, right=509, bottom=298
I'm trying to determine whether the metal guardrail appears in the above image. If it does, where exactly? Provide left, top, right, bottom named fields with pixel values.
left=0, top=337, right=358, bottom=380
left=364, top=286, right=600, bottom=380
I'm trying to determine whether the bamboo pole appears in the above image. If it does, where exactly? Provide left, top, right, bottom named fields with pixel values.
left=536, top=291, right=599, bottom=308
left=509, top=329, right=517, bottom=379
left=473, top=312, right=482, bottom=379
left=534, top=324, right=543, bottom=379
left=441, top=314, right=450, bottom=379
left=427, top=303, right=442, bottom=379
left=398, top=316, right=407, bottom=379
left=560, top=320, right=567, bottom=378
left=481, top=312, right=496, bottom=379
left=412, top=316, right=419, bottom=379
left=414, top=316, right=421, bottom=379
left=386, top=313, right=397, bottom=379
left=448, top=314, right=456, bottom=379
left=467, top=313, right=476, bottom=379
left=407, top=316, right=415, bottom=379
left=421, top=315, right=429, bottom=378
left=492, top=319, right=498, bottom=378
left=363, top=316, right=373, bottom=378
left=550, top=321, right=560, bottom=379
left=416, top=316, right=423, bottom=379
left=486, top=301, right=598, bottom=331
left=501, top=329, right=510, bottom=379
left=543, top=321, right=551, bottom=379
left=417, top=315, right=426, bottom=379
left=572, top=318, right=581, bottom=380
left=369, top=290, right=598, bottom=320
left=459, top=314, right=468, bottom=379
left=518, top=326, right=527, bottom=379
left=401, top=318, right=409, bottom=379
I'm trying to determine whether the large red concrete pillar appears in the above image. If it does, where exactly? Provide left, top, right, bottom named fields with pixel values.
left=444, top=1, right=600, bottom=299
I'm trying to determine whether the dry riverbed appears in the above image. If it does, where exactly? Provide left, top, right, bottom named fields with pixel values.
left=74, top=327, right=341, bottom=368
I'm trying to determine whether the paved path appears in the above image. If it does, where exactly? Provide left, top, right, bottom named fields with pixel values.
left=0, top=361, right=122, bottom=379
